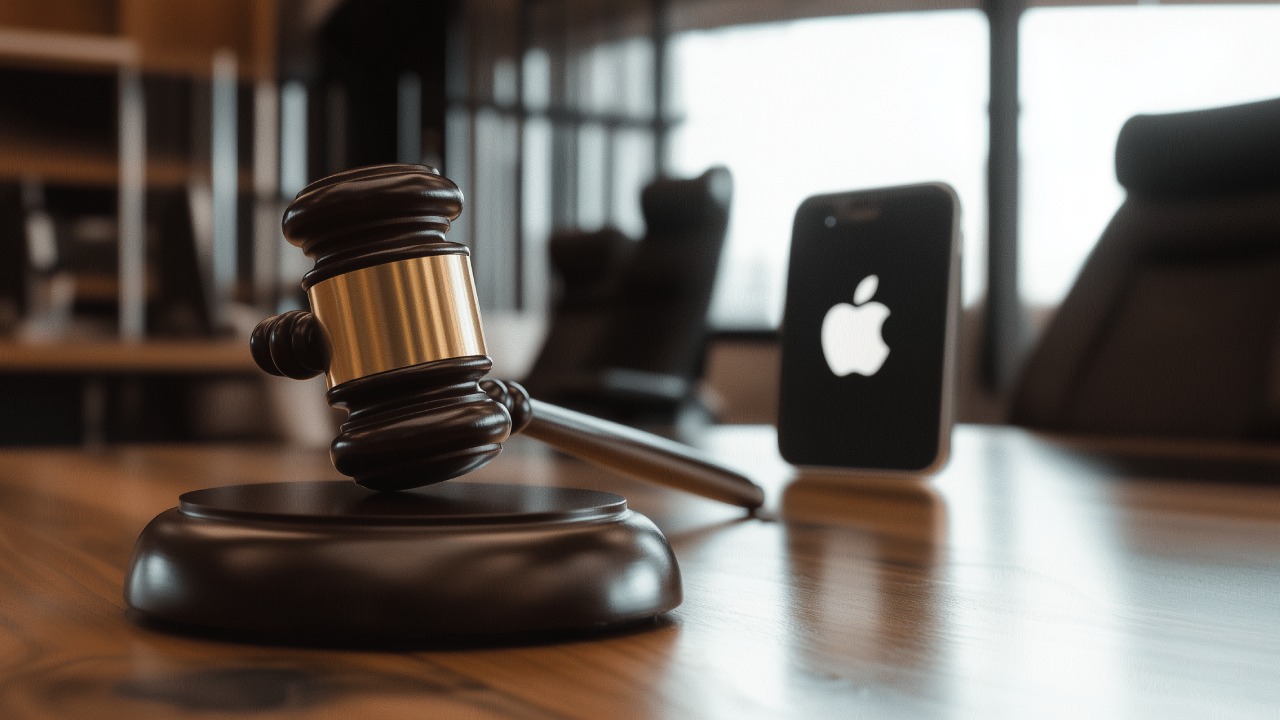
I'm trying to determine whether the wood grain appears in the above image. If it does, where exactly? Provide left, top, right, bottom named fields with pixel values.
left=1, top=425, right=1279, bottom=718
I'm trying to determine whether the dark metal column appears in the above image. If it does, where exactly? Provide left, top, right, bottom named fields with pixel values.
left=549, top=0, right=577, bottom=229
left=651, top=0, right=669, bottom=174
left=514, top=0, right=530, bottom=308
left=983, top=0, right=1028, bottom=391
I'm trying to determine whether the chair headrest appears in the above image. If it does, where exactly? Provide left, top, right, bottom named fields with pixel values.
left=548, top=227, right=632, bottom=283
left=640, top=166, right=732, bottom=235
left=1116, top=96, right=1280, bottom=197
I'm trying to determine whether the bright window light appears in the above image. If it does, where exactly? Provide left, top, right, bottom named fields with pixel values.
left=1020, top=5, right=1280, bottom=307
left=667, top=12, right=989, bottom=328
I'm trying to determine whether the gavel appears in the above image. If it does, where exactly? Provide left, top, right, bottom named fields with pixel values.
left=249, top=163, right=764, bottom=510
left=125, top=163, right=760, bottom=643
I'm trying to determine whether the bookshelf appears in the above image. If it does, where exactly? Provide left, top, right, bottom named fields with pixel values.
left=0, top=1, right=278, bottom=341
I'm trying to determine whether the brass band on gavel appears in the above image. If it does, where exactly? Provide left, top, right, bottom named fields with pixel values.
left=307, top=254, right=488, bottom=388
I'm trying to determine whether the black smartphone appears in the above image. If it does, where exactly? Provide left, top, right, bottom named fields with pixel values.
left=777, top=183, right=960, bottom=473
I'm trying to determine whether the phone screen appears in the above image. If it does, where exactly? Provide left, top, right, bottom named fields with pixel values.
left=778, top=183, right=958, bottom=472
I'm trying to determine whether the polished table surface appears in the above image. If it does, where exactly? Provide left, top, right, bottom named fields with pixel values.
left=1, top=424, right=1278, bottom=718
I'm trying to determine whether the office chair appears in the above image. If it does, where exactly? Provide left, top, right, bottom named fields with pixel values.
left=523, top=166, right=733, bottom=426
left=1009, top=97, right=1280, bottom=440
left=521, top=226, right=634, bottom=396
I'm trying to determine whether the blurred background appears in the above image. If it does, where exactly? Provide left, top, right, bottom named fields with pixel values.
left=1, top=0, right=1278, bottom=445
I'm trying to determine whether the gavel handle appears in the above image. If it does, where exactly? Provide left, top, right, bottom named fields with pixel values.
left=522, top=399, right=765, bottom=511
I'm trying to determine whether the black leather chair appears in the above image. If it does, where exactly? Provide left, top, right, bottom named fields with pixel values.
left=1009, top=97, right=1280, bottom=440
left=521, top=226, right=634, bottom=399
left=523, top=166, right=733, bottom=426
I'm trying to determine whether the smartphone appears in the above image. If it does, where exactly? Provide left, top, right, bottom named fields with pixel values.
left=777, top=183, right=960, bottom=473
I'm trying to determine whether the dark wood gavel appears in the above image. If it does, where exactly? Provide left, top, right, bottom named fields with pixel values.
left=249, top=164, right=763, bottom=510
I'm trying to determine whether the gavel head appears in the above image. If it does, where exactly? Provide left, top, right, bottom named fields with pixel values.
left=250, top=164, right=530, bottom=491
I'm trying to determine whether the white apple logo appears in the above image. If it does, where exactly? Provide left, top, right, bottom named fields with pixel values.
left=821, top=274, right=890, bottom=377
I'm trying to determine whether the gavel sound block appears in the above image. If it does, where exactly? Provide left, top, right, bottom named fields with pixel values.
left=124, top=164, right=762, bottom=644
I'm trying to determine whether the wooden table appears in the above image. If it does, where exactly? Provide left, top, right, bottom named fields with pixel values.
left=1, top=424, right=1278, bottom=718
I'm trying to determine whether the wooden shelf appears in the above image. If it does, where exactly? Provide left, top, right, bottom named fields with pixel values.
left=0, top=27, right=134, bottom=73
left=119, top=0, right=278, bottom=81
left=0, top=2, right=281, bottom=342
left=0, top=2, right=278, bottom=80
left=0, top=11, right=274, bottom=187
left=0, top=127, right=194, bottom=188
left=0, top=131, right=254, bottom=188
left=0, top=339, right=258, bottom=374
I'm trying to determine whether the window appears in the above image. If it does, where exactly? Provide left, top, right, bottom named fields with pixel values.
left=666, top=11, right=989, bottom=329
left=1020, top=5, right=1280, bottom=307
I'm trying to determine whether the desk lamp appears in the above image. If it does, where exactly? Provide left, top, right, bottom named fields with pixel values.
left=125, top=164, right=763, bottom=644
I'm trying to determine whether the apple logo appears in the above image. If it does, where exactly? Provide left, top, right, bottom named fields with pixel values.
left=821, top=274, right=890, bottom=377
